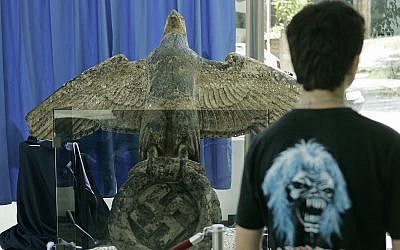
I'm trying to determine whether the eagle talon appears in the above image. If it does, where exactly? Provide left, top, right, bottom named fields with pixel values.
left=178, top=144, right=189, bottom=159
left=147, top=146, right=158, bottom=159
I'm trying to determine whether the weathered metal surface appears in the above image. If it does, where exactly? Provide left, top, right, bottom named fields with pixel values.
left=25, top=11, right=299, bottom=145
left=25, top=10, right=300, bottom=249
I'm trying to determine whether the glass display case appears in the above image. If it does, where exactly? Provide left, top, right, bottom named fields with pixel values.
left=52, top=109, right=240, bottom=250
left=54, top=109, right=117, bottom=249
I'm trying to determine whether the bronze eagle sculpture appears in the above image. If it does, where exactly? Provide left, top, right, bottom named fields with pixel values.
left=26, top=10, right=299, bottom=162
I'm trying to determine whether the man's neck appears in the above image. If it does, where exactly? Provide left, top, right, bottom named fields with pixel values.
left=295, top=86, right=346, bottom=109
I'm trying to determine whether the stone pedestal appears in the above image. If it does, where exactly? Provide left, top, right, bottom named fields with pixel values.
left=109, top=157, right=221, bottom=249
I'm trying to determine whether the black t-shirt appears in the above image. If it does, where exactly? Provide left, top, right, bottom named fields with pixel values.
left=236, top=107, right=400, bottom=250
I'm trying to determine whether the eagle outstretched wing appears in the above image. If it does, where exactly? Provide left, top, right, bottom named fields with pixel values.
left=196, top=53, right=300, bottom=138
left=25, top=54, right=148, bottom=140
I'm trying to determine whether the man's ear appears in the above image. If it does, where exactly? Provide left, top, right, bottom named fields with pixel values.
left=350, top=55, right=360, bottom=75
left=344, top=54, right=360, bottom=87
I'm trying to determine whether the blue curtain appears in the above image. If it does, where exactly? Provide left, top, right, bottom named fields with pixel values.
left=0, top=0, right=235, bottom=204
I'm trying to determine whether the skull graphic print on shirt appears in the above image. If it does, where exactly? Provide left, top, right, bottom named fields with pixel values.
left=262, top=139, right=351, bottom=248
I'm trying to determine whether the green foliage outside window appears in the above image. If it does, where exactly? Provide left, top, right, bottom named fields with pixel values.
left=270, top=0, right=313, bottom=38
left=372, top=0, right=400, bottom=37
left=272, top=0, right=313, bottom=28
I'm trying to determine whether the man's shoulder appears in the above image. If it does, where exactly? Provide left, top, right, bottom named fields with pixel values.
left=352, top=112, right=400, bottom=140
left=248, top=110, right=300, bottom=152
left=255, top=109, right=305, bottom=136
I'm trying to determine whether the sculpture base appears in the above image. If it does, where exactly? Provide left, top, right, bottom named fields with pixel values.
left=109, top=157, right=221, bottom=250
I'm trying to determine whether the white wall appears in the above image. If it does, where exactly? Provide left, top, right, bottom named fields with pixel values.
left=214, top=137, right=245, bottom=222
left=0, top=202, right=17, bottom=234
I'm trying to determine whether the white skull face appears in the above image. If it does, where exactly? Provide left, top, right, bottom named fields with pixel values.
left=286, top=170, right=334, bottom=234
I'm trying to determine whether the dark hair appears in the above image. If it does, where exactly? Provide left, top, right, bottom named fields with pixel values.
left=286, top=1, right=365, bottom=91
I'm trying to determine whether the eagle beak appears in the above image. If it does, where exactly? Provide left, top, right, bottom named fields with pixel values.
left=163, top=10, right=187, bottom=37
